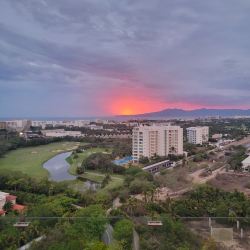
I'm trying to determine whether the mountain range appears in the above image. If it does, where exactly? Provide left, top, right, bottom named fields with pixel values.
left=116, top=108, right=250, bottom=120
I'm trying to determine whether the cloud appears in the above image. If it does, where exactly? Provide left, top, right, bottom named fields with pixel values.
left=1, top=0, right=250, bottom=117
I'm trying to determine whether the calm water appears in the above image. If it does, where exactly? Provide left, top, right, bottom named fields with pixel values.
left=43, top=152, right=101, bottom=191
left=43, top=151, right=76, bottom=181
left=113, top=156, right=133, bottom=166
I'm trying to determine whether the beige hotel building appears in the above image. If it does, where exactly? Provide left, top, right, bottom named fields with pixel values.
left=132, top=125, right=183, bottom=162
left=187, top=126, right=209, bottom=145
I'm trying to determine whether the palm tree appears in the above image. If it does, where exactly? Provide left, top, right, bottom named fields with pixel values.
left=182, top=157, right=187, bottom=168
left=126, top=198, right=137, bottom=216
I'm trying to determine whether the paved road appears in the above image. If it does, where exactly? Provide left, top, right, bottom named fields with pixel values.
left=102, top=224, right=114, bottom=245
left=18, top=236, right=45, bottom=250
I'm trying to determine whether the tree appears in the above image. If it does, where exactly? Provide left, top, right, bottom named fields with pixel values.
left=101, top=174, right=111, bottom=188
left=73, top=205, right=107, bottom=240
left=85, top=241, right=107, bottom=250
left=170, top=146, right=177, bottom=154
left=3, top=201, right=13, bottom=213
left=76, top=165, right=85, bottom=174
left=114, top=219, right=133, bottom=250
left=124, top=198, right=138, bottom=216
left=82, top=153, right=115, bottom=173
left=139, top=156, right=149, bottom=164
left=182, top=155, right=187, bottom=167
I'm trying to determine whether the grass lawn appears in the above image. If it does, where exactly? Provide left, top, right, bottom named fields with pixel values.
left=67, top=179, right=90, bottom=193
left=67, top=171, right=124, bottom=194
left=67, top=174, right=124, bottom=194
left=67, top=147, right=112, bottom=175
left=98, top=175, right=124, bottom=195
left=79, top=171, right=105, bottom=183
left=0, top=142, right=80, bottom=179
left=67, top=147, right=124, bottom=193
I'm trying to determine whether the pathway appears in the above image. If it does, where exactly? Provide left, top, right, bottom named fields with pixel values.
left=102, top=224, right=114, bottom=245
left=190, top=166, right=225, bottom=185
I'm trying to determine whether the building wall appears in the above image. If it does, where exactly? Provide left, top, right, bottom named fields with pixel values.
left=5, top=120, right=31, bottom=131
left=0, top=192, right=8, bottom=210
left=0, top=196, right=6, bottom=210
left=132, top=125, right=183, bottom=162
left=42, top=129, right=82, bottom=137
left=187, top=126, right=209, bottom=145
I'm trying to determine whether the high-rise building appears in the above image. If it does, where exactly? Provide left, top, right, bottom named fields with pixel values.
left=186, top=126, right=209, bottom=145
left=132, top=125, right=183, bottom=162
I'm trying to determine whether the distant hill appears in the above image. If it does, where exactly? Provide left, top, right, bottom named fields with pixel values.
left=115, top=108, right=250, bottom=120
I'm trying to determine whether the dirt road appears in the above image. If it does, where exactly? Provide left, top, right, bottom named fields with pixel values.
left=190, top=167, right=225, bottom=185
left=224, top=135, right=250, bottom=149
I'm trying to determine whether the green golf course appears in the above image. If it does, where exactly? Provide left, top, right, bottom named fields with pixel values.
left=0, top=142, right=80, bottom=179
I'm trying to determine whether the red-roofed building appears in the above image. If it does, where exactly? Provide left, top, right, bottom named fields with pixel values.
left=0, top=209, right=5, bottom=216
left=0, top=191, right=25, bottom=216
left=13, top=204, right=25, bottom=212
left=6, top=195, right=17, bottom=202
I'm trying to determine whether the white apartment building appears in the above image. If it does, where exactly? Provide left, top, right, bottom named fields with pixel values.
left=187, top=126, right=209, bottom=145
left=31, top=120, right=90, bottom=128
left=132, top=125, right=183, bottom=162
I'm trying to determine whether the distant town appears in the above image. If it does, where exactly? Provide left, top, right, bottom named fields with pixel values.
left=1, top=116, right=250, bottom=170
left=2, top=116, right=250, bottom=249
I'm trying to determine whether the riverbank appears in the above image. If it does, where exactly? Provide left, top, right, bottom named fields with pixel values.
left=43, top=151, right=76, bottom=181
left=71, top=171, right=124, bottom=195
left=66, top=148, right=124, bottom=193
left=0, top=142, right=80, bottom=179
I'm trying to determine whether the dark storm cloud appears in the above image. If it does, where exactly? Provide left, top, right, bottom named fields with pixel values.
left=1, top=0, right=250, bottom=116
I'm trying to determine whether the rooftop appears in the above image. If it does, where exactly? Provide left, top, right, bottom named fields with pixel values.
left=6, top=195, right=17, bottom=201
left=12, top=204, right=25, bottom=211
left=143, top=159, right=170, bottom=170
left=242, top=155, right=250, bottom=164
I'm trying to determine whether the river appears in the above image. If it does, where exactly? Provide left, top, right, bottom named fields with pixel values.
left=43, top=152, right=100, bottom=191
left=43, top=151, right=75, bottom=181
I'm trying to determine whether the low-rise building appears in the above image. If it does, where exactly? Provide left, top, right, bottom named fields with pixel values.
left=212, top=134, right=223, bottom=140
left=6, top=120, right=31, bottom=131
left=42, top=129, right=82, bottom=137
left=0, top=191, right=25, bottom=216
left=142, top=160, right=172, bottom=174
left=88, top=124, right=103, bottom=130
left=82, top=133, right=132, bottom=139
left=32, top=120, right=90, bottom=128
left=242, top=156, right=250, bottom=172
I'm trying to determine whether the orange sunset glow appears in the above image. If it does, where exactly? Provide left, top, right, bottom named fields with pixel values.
left=108, top=95, right=213, bottom=115
left=109, top=96, right=166, bottom=115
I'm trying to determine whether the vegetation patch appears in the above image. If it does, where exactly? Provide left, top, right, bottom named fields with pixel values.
left=0, top=142, right=79, bottom=179
left=155, top=167, right=193, bottom=191
left=67, top=148, right=111, bottom=175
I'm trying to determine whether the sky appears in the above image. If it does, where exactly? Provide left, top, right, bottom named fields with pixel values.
left=1, top=0, right=250, bottom=117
